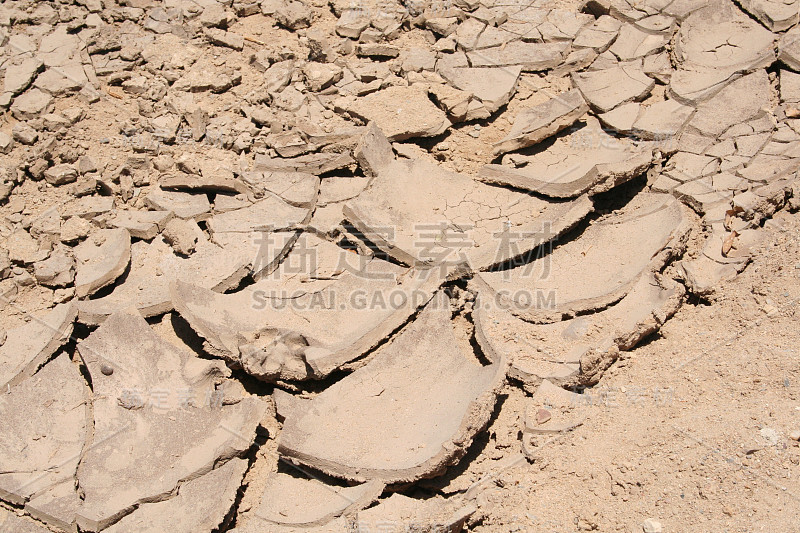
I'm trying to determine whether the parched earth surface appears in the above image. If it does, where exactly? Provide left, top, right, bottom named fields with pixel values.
left=1, top=0, right=800, bottom=531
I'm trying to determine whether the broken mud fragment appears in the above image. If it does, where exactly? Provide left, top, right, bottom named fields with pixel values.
left=572, top=63, right=655, bottom=113
left=344, top=150, right=594, bottom=271
left=277, top=295, right=506, bottom=484
left=738, top=0, right=799, bottom=32
left=239, top=171, right=320, bottom=209
left=474, top=273, right=684, bottom=388
left=353, top=493, right=475, bottom=533
left=171, top=235, right=440, bottom=381
left=492, top=89, right=588, bottom=156
left=103, top=458, right=249, bottom=533
left=687, top=70, right=772, bottom=139
left=75, top=310, right=266, bottom=532
left=475, top=193, right=690, bottom=323
left=0, top=354, right=87, bottom=507
left=0, top=303, right=76, bottom=390
left=239, top=473, right=383, bottom=529
left=74, top=228, right=131, bottom=298
left=482, top=117, right=654, bottom=198
left=76, top=237, right=251, bottom=325
left=339, top=86, right=451, bottom=141
left=206, top=196, right=312, bottom=235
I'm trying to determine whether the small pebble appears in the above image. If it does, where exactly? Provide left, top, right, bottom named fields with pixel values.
left=101, top=364, right=114, bottom=376
left=536, top=408, right=551, bottom=425
left=789, top=430, right=800, bottom=441
left=642, top=518, right=662, bottom=533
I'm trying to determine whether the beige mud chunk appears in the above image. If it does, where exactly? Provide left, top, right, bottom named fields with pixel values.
left=43, top=163, right=78, bottom=186
left=10, top=88, right=53, bottom=120
left=0, top=131, right=13, bottom=153
left=734, top=142, right=800, bottom=185
left=74, top=228, right=131, bottom=299
left=353, top=493, right=475, bottom=532
left=162, top=218, right=201, bottom=256
left=687, top=70, right=771, bottom=139
left=144, top=188, right=211, bottom=219
left=277, top=296, right=506, bottom=484
left=475, top=193, right=690, bottom=323
left=673, top=178, right=734, bottom=214
left=33, top=247, right=75, bottom=288
left=661, top=150, right=720, bottom=184
left=429, top=83, right=481, bottom=122
left=779, top=25, right=800, bottom=72
left=107, top=209, right=173, bottom=239
left=239, top=171, right=320, bottom=208
left=303, top=62, right=343, bottom=92
left=482, top=117, right=653, bottom=198
left=0, top=354, right=87, bottom=506
left=668, top=68, right=742, bottom=106
left=356, top=43, right=400, bottom=58
left=400, top=46, right=437, bottom=73
left=61, top=196, right=114, bottom=220
left=675, top=0, right=776, bottom=72
left=631, top=99, right=694, bottom=140
left=608, top=23, right=670, bottom=61
left=211, top=230, right=300, bottom=280
left=212, top=194, right=252, bottom=213
left=354, top=122, right=395, bottom=177
left=318, top=175, right=370, bottom=204
left=642, top=51, right=673, bottom=83
left=581, top=0, right=661, bottom=21
left=0, top=302, right=76, bottom=390
left=172, top=60, right=242, bottom=93
left=342, top=86, right=450, bottom=141
left=737, top=0, right=799, bottom=32
left=76, top=237, right=250, bottom=325
left=9, top=121, right=35, bottom=145
left=780, top=69, right=800, bottom=103
left=160, top=171, right=246, bottom=194
left=572, top=63, right=654, bottom=113
left=669, top=1, right=775, bottom=104
left=75, top=310, right=267, bottom=532
left=473, top=273, right=684, bottom=388
left=60, top=216, right=92, bottom=243
left=308, top=203, right=348, bottom=237
left=680, top=222, right=765, bottom=296
left=240, top=473, right=383, bottom=529
left=492, top=89, right=588, bottom=156
left=171, top=236, right=439, bottom=381
left=438, top=63, right=521, bottom=114
left=573, top=15, right=622, bottom=52
left=204, top=27, right=244, bottom=50
left=598, top=101, right=640, bottom=133
left=336, top=9, right=370, bottom=39
left=467, top=41, right=569, bottom=71
left=24, top=479, right=81, bottom=533
left=103, top=458, right=248, bottom=533
left=2, top=57, right=43, bottom=97
left=253, top=152, right=355, bottom=175
left=6, top=230, right=49, bottom=264
left=0, top=508, right=60, bottom=532
left=274, top=0, right=313, bottom=30
left=206, top=195, right=311, bottom=235
left=343, top=152, right=594, bottom=270
left=519, top=381, right=591, bottom=459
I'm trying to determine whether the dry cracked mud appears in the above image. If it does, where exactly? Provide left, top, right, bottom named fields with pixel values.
left=1, top=0, right=800, bottom=531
